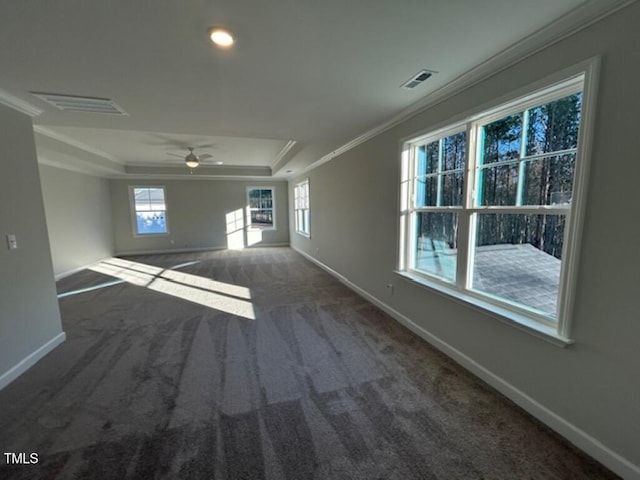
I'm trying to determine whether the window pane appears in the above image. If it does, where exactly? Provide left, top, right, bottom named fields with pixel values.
left=296, top=208, right=310, bottom=235
left=146, top=188, right=161, bottom=200
left=441, top=172, right=464, bottom=206
left=250, top=209, right=273, bottom=227
left=526, top=93, right=582, bottom=156
left=147, top=188, right=166, bottom=211
left=248, top=189, right=261, bottom=208
left=471, top=214, right=566, bottom=317
left=522, top=153, right=576, bottom=206
left=413, top=212, right=458, bottom=283
left=249, top=188, right=274, bottom=211
left=134, top=188, right=151, bottom=211
left=416, top=145, right=427, bottom=176
left=136, top=212, right=167, bottom=234
left=295, top=182, right=308, bottom=211
left=478, top=164, right=518, bottom=206
left=442, top=131, right=466, bottom=172
left=481, top=114, right=522, bottom=165
left=416, top=142, right=439, bottom=175
left=415, top=176, right=438, bottom=207
left=296, top=210, right=302, bottom=230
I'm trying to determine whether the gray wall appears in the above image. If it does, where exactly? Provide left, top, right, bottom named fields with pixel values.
left=290, top=3, right=640, bottom=475
left=111, top=179, right=289, bottom=254
left=39, top=164, right=114, bottom=277
left=0, top=104, right=63, bottom=381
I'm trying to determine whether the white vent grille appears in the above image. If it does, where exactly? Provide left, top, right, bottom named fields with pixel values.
left=31, top=92, right=128, bottom=115
left=401, top=69, right=437, bottom=90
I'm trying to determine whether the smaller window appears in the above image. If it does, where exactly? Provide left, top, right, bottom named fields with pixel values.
left=130, top=186, right=168, bottom=235
left=294, top=179, right=310, bottom=236
left=247, top=187, right=275, bottom=229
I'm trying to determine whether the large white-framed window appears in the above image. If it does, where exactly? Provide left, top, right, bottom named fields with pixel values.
left=247, top=187, right=276, bottom=230
left=398, top=63, right=598, bottom=342
left=130, top=186, right=169, bottom=236
left=294, top=179, right=310, bottom=237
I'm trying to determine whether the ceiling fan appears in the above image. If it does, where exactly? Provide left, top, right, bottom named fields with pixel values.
left=167, top=146, right=219, bottom=169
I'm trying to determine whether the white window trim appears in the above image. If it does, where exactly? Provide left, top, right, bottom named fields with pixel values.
left=129, top=185, right=170, bottom=237
left=246, top=186, right=277, bottom=230
left=294, top=179, right=311, bottom=238
left=397, top=57, right=600, bottom=344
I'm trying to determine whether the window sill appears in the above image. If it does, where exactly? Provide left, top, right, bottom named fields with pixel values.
left=393, top=270, right=574, bottom=348
left=248, top=226, right=276, bottom=231
left=133, top=232, right=170, bottom=238
left=295, top=231, right=311, bottom=238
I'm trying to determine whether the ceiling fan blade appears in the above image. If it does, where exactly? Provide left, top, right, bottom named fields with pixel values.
left=200, top=154, right=213, bottom=160
left=166, top=152, right=185, bottom=159
left=146, top=133, right=191, bottom=148
left=195, top=143, right=218, bottom=150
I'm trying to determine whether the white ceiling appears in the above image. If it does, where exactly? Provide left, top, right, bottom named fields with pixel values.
left=0, top=0, right=624, bottom=179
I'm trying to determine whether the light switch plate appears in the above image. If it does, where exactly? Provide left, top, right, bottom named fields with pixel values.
left=6, top=234, right=17, bottom=250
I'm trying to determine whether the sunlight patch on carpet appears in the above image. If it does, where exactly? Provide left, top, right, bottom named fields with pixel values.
left=89, top=258, right=256, bottom=319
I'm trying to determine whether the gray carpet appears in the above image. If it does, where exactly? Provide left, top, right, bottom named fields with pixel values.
left=0, top=247, right=618, bottom=479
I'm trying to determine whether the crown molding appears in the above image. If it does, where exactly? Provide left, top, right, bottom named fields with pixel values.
left=270, top=140, right=297, bottom=168
left=33, top=126, right=123, bottom=164
left=0, top=88, right=43, bottom=117
left=125, top=162, right=271, bottom=171
left=298, top=0, right=636, bottom=177
left=124, top=164, right=272, bottom=178
left=37, top=154, right=125, bottom=177
left=113, top=173, right=285, bottom=182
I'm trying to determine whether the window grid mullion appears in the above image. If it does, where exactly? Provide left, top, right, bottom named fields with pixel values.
left=468, top=206, right=570, bottom=215
left=412, top=207, right=463, bottom=213
left=458, top=123, right=477, bottom=290
left=516, top=109, right=530, bottom=206
left=407, top=146, right=418, bottom=271
left=477, top=148, right=577, bottom=170
left=475, top=125, right=485, bottom=206
left=436, top=138, right=443, bottom=207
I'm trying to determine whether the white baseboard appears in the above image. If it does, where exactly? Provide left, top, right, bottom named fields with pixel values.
left=115, top=242, right=290, bottom=257
left=0, top=332, right=66, bottom=391
left=251, top=242, right=290, bottom=248
left=292, top=246, right=640, bottom=480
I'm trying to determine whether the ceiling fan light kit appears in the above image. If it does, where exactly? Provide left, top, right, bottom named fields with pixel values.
left=179, top=147, right=221, bottom=169
left=185, top=148, right=200, bottom=168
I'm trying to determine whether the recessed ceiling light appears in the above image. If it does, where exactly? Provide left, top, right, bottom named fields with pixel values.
left=208, top=27, right=234, bottom=48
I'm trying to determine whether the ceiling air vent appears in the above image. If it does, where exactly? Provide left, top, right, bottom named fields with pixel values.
left=30, top=92, right=128, bottom=115
left=401, top=69, right=437, bottom=90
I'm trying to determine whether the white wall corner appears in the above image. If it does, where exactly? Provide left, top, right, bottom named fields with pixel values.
left=291, top=245, right=640, bottom=480
left=0, top=332, right=66, bottom=391
left=54, top=256, right=114, bottom=281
